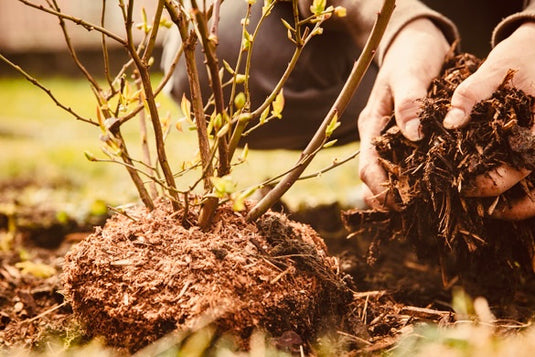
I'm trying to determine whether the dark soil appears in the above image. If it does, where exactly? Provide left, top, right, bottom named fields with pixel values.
left=343, top=53, right=535, bottom=300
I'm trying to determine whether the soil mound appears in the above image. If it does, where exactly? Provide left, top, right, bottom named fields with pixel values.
left=343, top=53, right=535, bottom=294
left=62, top=199, right=354, bottom=352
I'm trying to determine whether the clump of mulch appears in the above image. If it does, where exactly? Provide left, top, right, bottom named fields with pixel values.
left=343, top=53, right=535, bottom=292
left=62, top=199, right=357, bottom=352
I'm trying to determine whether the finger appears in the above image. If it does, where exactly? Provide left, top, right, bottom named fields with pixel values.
left=491, top=193, right=535, bottom=221
left=392, top=86, right=426, bottom=142
left=360, top=184, right=379, bottom=210
left=358, top=139, right=401, bottom=211
left=357, top=73, right=392, bottom=189
left=388, top=52, right=445, bottom=142
left=463, top=164, right=531, bottom=197
left=443, top=64, right=505, bottom=129
left=359, top=162, right=393, bottom=210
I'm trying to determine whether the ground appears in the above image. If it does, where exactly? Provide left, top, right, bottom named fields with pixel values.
left=2, top=180, right=535, bottom=355
left=2, top=56, right=535, bottom=355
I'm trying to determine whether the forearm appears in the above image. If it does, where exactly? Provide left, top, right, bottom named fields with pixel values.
left=298, top=0, right=458, bottom=64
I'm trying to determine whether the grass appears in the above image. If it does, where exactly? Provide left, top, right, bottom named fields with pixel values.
left=0, top=75, right=361, bottom=210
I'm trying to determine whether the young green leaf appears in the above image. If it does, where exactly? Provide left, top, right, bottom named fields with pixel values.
left=213, top=113, right=223, bottom=130
left=239, top=143, right=249, bottom=162
left=260, top=106, right=270, bottom=124
left=216, top=122, right=230, bottom=138
left=234, top=92, right=246, bottom=110
left=160, top=17, right=172, bottom=29
left=223, top=59, right=235, bottom=75
left=232, top=186, right=257, bottom=211
left=271, top=89, right=285, bottom=119
left=310, top=0, right=326, bottom=16
left=235, top=74, right=247, bottom=84
left=281, top=18, right=294, bottom=33
left=15, top=261, right=56, bottom=279
left=323, top=139, right=338, bottom=148
left=334, top=6, right=347, bottom=17
left=262, top=0, right=274, bottom=15
left=180, top=94, right=193, bottom=124
left=242, top=37, right=251, bottom=51
left=211, top=175, right=237, bottom=198
left=84, top=151, right=97, bottom=162
left=325, top=112, right=340, bottom=137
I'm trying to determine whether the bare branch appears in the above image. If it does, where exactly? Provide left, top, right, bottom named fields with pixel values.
left=49, top=0, right=103, bottom=96
left=295, top=149, right=360, bottom=181
left=190, top=0, right=229, bottom=177
left=166, top=0, right=218, bottom=227
left=125, top=0, right=180, bottom=211
left=0, top=53, right=96, bottom=126
left=115, top=42, right=184, bottom=127
left=209, top=0, right=222, bottom=40
left=134, top=71, right=159, bottom=199
left=113, top=130, right=156, bottom=210
left=101, top=0, right=115, bottom=88
left=142, top=0, right=165, bottom=61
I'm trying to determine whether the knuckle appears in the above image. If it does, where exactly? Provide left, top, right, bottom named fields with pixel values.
left=452, top=81, right=479, bottom=106
left=395, top=96, right=422, bottom=123
left=359, top=162, right=380, bottom=187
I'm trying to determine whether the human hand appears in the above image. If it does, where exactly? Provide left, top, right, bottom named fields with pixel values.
left=358, top=18, right=450, bottom=210
left=442, top=22, right=535, bottom=220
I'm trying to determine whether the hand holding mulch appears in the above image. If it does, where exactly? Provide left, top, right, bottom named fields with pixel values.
left=343, top=53, right=535, bottom=288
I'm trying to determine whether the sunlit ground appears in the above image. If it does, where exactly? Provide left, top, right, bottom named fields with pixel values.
left=0, top=75, right=361, bottom=211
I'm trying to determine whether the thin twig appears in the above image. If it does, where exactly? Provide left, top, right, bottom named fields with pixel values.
left=92, top=155, right=187, bottom=195
left=116, top=41, right=184, bottom=127
left=298, top=150, right=360, bottom=180
left=24, top=302, right=68, bottom=323
left=125, top=0, right=180, bottom=210
left=227, top=3, right=252, bottom=115
left=0, top=53, right=96, bottom=125
left=49, top=0, right=104, bottom=97
left=100, top=0, right=115, bottom=88
left=191, top=0, right=230, bottom=177
left=142, top=0, right=165, bottom=61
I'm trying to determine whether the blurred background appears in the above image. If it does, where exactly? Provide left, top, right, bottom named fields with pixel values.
left=0, top=0, right=361, bottom=213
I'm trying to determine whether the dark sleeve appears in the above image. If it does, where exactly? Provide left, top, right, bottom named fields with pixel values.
left=299, top=0, right=459, bottom=65
left=492, top=0, right=535, bottom=46
left=374, top=0, right=459, bottom=64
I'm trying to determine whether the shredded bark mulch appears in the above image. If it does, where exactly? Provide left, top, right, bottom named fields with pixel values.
left=343, top=53, right=535, bottom=297
left=61, top=199, right=358, bottom=352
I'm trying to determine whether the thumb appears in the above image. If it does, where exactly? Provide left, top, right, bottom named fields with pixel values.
left=443, top=68, right=503, bottom=129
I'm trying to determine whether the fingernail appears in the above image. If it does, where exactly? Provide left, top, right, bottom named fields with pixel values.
left=443, top=107, right=465, bottom=129
left=404, top=119, right=423, bottom=141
